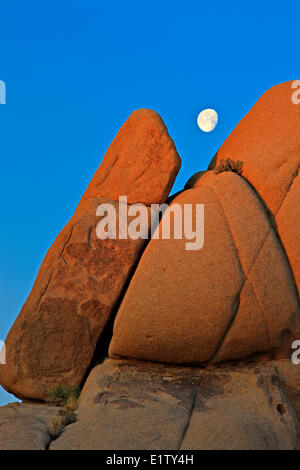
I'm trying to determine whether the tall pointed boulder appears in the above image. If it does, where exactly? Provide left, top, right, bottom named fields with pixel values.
left=0, top=109, right=181, bottom=401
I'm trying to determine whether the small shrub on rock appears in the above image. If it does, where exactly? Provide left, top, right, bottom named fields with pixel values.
left=47, top=385, right=81, bottom=407
left=48, top=385, right=81, bottom=439
left=214, top=158, right=243, bottom=175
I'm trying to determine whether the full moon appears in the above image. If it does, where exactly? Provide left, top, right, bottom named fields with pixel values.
left=197, top=109, right=218, bottom=132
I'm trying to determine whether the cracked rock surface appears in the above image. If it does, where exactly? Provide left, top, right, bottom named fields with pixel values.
left=109, top=171, right=300, bottom=364
left=0, top=402, right=60, bottom=450
left=47, top=358, right=300, bottom=450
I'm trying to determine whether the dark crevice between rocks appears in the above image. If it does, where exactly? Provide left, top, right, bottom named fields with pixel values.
left=178, top=375, right=203, bottom=449
left=80, top=240, right=152, bottom=389
left=45, top=414, right=62, bottom=450
left=45, top=405, right=78, bottom=450
left=45, top=432, right=55, bottom=450
left=45, top=428, right=64, bottom=450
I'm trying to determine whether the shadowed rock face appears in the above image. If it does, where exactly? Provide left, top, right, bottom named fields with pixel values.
left=0, top=109, right=181, bottom=401
left=0, top=403, right=60, bottom=450
left=109, top=171, right=300, bottom=364
left=184, top=170, right=206, bottom=189
left=209, top=81, right=300, bottom=297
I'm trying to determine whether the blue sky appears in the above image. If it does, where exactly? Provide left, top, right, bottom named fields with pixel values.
left=0, top=1, right=299, bottom=405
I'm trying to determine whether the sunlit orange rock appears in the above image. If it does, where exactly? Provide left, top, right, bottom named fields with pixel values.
left=80, top=109, right=180, bottom=206
left=109, top=172, right=300, bottom=364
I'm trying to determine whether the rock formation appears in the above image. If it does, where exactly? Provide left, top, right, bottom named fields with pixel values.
left=0, top=109, right=181, bottom=401
left=208, top=81, right=300, bottom=297
left=49, top=359, right=299, bottom=450
left=1, top=82, right=300, bottom=450
left=109, top=171, right=300, bottom=364
left=1, top=359, right=300, bottom=450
